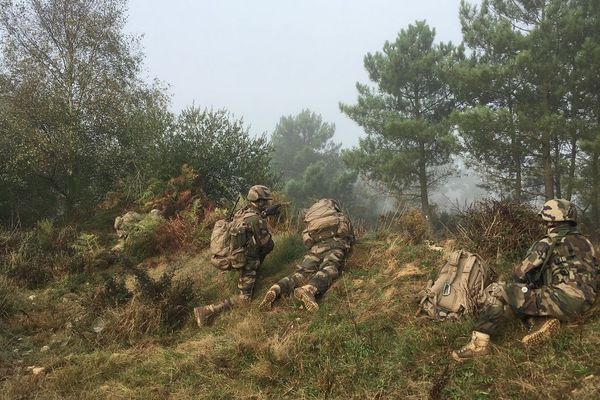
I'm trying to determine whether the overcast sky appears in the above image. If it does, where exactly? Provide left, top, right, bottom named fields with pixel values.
left=126, top=0, right=469, bottom=148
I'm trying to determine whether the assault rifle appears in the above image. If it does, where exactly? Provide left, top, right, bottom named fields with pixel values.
left=261, top=202, right=291, bottom=218
left=227, top=197, right=240, bottom=221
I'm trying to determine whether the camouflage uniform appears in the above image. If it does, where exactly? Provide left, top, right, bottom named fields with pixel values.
left=275, top=238, right=350, bottom=297
left=260, top=199, right=354, bottom=311
left=474, top=225, right=598, bottom=335
left=234, top=206, right=274, bottom=299
left=195, top=186, right=274, bottom=326
left=452, top=199, right=599, bottom=361
left=114, top=211, right=144, bottom=240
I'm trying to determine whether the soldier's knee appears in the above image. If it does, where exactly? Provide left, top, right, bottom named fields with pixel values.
left=322, top=265, right=339, bottom=278
left=482, top=282, right=508, bottom=306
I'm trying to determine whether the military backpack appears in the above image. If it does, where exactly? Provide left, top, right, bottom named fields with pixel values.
left=209, top=208, right=256, bottom=271
left=416, top=250, right=495, bottom=320
left=302, top=199, right=352, bottom=247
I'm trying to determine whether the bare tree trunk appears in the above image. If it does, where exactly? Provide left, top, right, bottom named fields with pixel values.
left=542, top=135, right=554, bottom=200
left=565, top=135, right=577, bottom=201
left=592, top=152, right=600, bottom=227
left=509, top=103, right=522, bottom=202
left=554, top=137, right=562, bottom=199
left=418, top=141, right=430, bottom=219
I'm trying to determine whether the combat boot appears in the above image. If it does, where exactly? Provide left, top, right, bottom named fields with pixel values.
left=193, top=305, right=216, bottom=327
left=193, top=299, right=232, bottom=327
left=521, top=317, right=560, bottom=346
left=451, top=331, right=491, bottom=362
left=294, top=284, right=319, bottom=312
left=259, top=284, right=280, bottom=311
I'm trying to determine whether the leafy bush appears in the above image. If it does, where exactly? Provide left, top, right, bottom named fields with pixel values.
left=91, top=275, right=133, bottom=309
left=123, top=214, right=169, bottom=261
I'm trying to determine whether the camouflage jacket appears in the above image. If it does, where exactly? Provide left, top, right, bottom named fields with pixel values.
left=235, top=206, right=274, bottom=260
left=514, top=225, right=598, bottom=304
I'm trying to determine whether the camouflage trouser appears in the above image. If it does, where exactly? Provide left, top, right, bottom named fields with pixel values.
left=275, top=248, right=345, bottom=296
left=474, top=281, right=591, bottom=335
left=237, top=258, right=262, bottom=300
left=208, top=258, right=262, bottom=312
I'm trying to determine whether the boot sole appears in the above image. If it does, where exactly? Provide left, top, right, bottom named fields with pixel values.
left=294, top=288, right=319, bottom=312
left=451, top=348, right=490, bottom=362
left=521, top=318, right=560, bottom=346
left=259, top=291, right=277, bottom=311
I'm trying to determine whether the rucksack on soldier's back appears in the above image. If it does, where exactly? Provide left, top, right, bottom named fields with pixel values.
left=209, top=208, right=255, bottom=271
left=302, top=199, right=353, bottom=247
left=416, top=250, right=496, bottom=320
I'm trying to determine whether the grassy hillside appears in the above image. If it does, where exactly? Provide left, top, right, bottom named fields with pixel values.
left=1, top=232, right=599, bottom=399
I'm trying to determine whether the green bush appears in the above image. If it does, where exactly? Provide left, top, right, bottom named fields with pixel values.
left=123, top=214, right=167, bottom=261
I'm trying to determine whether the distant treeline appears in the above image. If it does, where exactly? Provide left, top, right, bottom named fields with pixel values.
left=1, top=0, right=600, bottom=229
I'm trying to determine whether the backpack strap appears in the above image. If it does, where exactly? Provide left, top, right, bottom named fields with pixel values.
left=444, top=250, right=463, bottom=295
left=533, top=228, right=574, bottom=284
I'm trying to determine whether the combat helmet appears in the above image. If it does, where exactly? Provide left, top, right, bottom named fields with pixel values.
left=538, top=199, right=577, bottom=223
left=247, top=185, right=273, bottom=202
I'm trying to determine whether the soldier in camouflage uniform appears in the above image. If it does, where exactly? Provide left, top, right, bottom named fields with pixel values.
left=259, top=198, right=354, bottom=312
left=194, top=185, right=275, bottom=326
left=452, top=199, right=598, bottom=361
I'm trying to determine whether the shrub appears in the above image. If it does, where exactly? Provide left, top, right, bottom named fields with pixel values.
left=123, top=214, right=169, bottom=261
left=2, top=230, right=54, bottom=288
left=454, top=200, right=544, bottom=264
left=133, top=268, right=195, bottom=330
left=0, top=275, right=22, bottom=319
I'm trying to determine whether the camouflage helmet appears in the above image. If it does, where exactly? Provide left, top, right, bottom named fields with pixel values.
left=538, top=199, right=577, bottom=223
left=247, top=185, right=273, bottom=202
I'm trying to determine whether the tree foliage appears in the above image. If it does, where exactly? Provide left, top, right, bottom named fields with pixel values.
left=340, top=21, right=461, bottom=217
left=161, top=107, right=277, bottom=203
left=0, top=0, right=167, bottom=223
left=271, top=110, right=356, bottom=208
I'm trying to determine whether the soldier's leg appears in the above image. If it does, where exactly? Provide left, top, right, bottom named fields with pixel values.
left=238, top=259, right=261, bottom=301
left=452, top=282, right=511, bottom=361
left=259, top=254, right=318, bottom=310
left=194, top=297, right=233, bottom=327
left=503, top=283, right=588, bottom=346
left=296, top=249, right=345, bottom=311
left=472, top=282, right=514, bottom=335
left=306, top=249, right=345, bottom=295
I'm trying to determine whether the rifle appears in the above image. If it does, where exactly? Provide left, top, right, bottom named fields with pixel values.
left=261, top=202, right=291, bottom=218
left=227, top=197, right=240, bottom=221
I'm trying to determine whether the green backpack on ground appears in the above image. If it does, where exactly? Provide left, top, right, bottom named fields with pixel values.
left=416, top=250, right=496, bottom=320
left=209, top=208, right=256, bottom=270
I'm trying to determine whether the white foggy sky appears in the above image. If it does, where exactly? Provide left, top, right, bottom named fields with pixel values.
left=126, top=0, right=469, bottom=147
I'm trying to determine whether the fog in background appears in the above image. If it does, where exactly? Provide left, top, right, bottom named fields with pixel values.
left=126, top=0, right=485, bottom=210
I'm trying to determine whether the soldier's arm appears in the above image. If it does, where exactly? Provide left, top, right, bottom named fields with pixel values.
left=513, top=239, right=551, bottom=280
left=249, top=215, right=274, bottom=253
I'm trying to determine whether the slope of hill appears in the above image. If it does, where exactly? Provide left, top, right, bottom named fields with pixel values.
left=1, top=232, right=599, bottom=399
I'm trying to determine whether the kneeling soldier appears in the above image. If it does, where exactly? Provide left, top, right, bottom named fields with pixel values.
left=194, top=185, right=274, bottom=326
left=452, top=199, right=598, bottom=361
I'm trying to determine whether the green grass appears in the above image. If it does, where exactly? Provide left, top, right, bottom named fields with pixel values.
left=1, top=232, right=599, bottom=399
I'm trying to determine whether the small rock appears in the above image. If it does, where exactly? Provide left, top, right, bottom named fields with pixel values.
left=28, top=366, right=45, bottom=375
left=92, top=318, right=106, bottom=333
left=40, top=345, right=50, bottom=352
